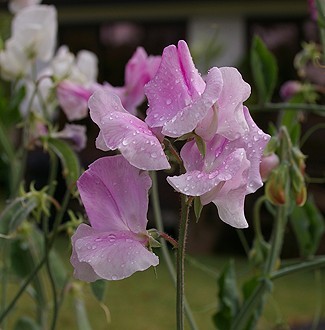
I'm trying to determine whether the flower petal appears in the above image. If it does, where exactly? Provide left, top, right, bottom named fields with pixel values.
left=77, top=155, right=152, bottom=233
left=161, top=67, right=223, bottom=137
left=89, top=89, right=170, bottom=170
left=72, top=224, right=159, bottom=281
left=145, top=40, right=205, bottom=129
left=216, top=67, right=251, bottom=140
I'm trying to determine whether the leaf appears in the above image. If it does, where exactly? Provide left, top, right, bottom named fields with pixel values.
left=0, top=196, right=38, bottom=235
left=250, top=36, right=278, bottom=104
left=194, top=134, right=206, bottom=158
left=290, top=197, right=325, bottom=257
left=213, top=260, right=240, bottom=330
left=90, top=280, right=107, bottom=302
left=14, top=317, right=41, bottom=330
left=193, top=196, right=203, bottom=222
left=47, top=138, right=81, bottom=188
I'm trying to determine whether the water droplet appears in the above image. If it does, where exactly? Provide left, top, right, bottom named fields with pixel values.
left=166, top=99, right=172, bottom=105
left=108, top=234, right=116, bottom=242
left=253, top=135, right=259, bottom=142
left=151, top=152, right=157, bottom=158
left=95, top=237, right=102, bottom=242
left=186, top=175, right=192, bottom=181
left=122, top=139, right=129, bottom=146
left=184, top=186, right=189, bottom=192
left=197, top=173, right=204, bottom=179
left=112, top=275, right=118, bottom=280
left=121, top=264, right=125, bottom=268
left=92, top=245, right=96, bottom=250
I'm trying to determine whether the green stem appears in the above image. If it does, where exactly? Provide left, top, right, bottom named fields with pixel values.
left=253, top=196, right=267, bottom=242
left=271, top=256, right=325, bottom=280
left=300, top=122, right=325, bottom=147
left=177, top=195, right=192, bottom=330
left=250, top=102, right=325, bottom=113
left=0, top=256, right=47, bottom=324
left=150, top=172, right=198, bottom=330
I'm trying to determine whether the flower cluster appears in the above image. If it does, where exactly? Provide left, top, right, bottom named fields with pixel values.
left=71, top=40, right=270, bottom=281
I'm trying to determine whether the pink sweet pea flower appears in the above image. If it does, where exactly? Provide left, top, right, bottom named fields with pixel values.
left=88, top=89, right=170, bottom=171
left=145, top=40, right=223, bottom=138
left=145, top=41, right=251, bottom=141
left=52, top=124, right=87, bottom=151
left=167, top=107, right=270, bottom=228
left=57, top=81, right=94, bottom=121
left=71, top=155, right=159, bottom=281
left=103, top=47, right=161, bottom=115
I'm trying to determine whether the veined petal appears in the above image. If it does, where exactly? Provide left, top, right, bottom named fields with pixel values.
left=168, top=148, right=247, bottom=197
left=89, top=89, right=170, bottom=170
left=145, top=40, right=204, bottom=129
left=161, top=67, right=223, bottom=137
left=202, top=155, right=250, bottom=228
left=71, top=224, right=159, bottom=281
left=216, top=67, right=251, bottom=140
left=77, top=155, right=152, bottom=233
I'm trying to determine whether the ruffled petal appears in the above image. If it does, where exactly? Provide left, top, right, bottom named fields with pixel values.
left=77, top=155, right=152, bottom=233
left=89, top=90, right=170, bottom=170
left=71, top=224, right=159, bottom=281
left=145, top=40, right=204, bottom=129
left=161, top=67, right=223, bottom=137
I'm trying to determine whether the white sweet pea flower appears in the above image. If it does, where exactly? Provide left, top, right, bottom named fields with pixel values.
left=12, top=5, right=57, bottom=62
left=8, top=0, right=42, bottom=14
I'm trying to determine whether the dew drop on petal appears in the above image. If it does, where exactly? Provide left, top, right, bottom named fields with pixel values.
left=166, top=99, right=172, bottom=105
left=112, top=275, right=117, bottom=280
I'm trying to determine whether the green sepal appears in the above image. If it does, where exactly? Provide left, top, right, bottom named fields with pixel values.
left=14, top=317, right=41, bottom=330
left=90, top=280, right=107, bottom=302
left=194, top=134, right=206, bottom=158
left=193, top=196, right=203, bottom=222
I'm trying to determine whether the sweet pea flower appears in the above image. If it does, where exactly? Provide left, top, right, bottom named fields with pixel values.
left=88, top=89, right=170, bottom=171
left=0, top=5, right=57, bottom=81
left=144, top=40, right=251, bottom=141
left=52, top=124, right=87, bottom=151
left=8, top=0, right=42, bottom=14
left=167, top=107, right=270, bottom=228
left=103, top=47, right=161, bottom=115
left=57, top=81, right=94, bottom=121
left=71, top=155, right=159, bottom=281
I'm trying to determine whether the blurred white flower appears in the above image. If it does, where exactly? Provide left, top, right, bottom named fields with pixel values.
left=8, top=0, right=42, bottom=14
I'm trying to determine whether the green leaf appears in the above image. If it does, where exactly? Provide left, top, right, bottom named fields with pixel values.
left=250, top=36, right=278, bottom=104
left=193, top=196, right=203, bottom=222
left=213, top=260, right=240, bottom=330
left=290, top=197, right=325, bottom=257
left=74, top=296, right=93, bottom=330
left=14, top=317, right=41, bottom=330
left=47, top=138, right=81, bottom=188
left=0, top=196, right=38, bottom=235
left=90, top=280, right=107, bottom=302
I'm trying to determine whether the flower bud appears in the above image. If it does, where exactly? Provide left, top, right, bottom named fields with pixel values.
left=265, top=164, right=288, bottom=205
left=260, top=152, right=280, bottom=181
left=280, top=80, right=302, bottom=101
left=290, top=162, right=307, bottom=207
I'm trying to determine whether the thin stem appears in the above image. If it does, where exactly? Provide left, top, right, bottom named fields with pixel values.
left=177, top=195, right=192, bottom=330
left=0, top=256, right=47, bottom=324
left=300, top=122, right=325, bottom=147
left=250, top=102, right=325, bottom=113
left=271, top=256, right=325, bottom=280
left=311, top=269, right=323, bottom=330
left=253, top=196, right=267, bottom=242
left=150, top=172, right=198, bottom=330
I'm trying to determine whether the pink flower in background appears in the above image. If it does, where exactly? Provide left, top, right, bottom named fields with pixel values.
left=167, top=107, right=270, bottom=228
left=52, top=124, right=87, bottom=151
left=103, top=47, right=161, bottom=115
left=57, top=81, right=94, bottom=121
left=8, top=0, right=41, bottom=14
left=88, top=89, right=170, bottom=171
left=279, top=80, right=302, bottom=101
left=145, top=40, right=223, bottom=138
left=71, top=155, right=159, bottom=281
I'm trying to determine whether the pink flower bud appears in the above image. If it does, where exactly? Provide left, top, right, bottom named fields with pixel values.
left=280, top=80, right=302, bottom=101
left=260, top=153, right=280, bottom=181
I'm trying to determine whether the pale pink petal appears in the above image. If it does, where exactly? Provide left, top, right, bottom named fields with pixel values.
left=145, top=40, right=204, bottom=129
left=168, top=148, right=247, bottom=197
left=201, top=156, right=250, bottom=228
left=57, top=81, right=93, bottom=121
left=70, top=224, right=101, bottom=282
left=216, top=67, right=251, bottom=140
left=71, top=224, right=159, bottom=281
left=161, top=67, right=223, bottom=137
left=89, top=90, right=170, bottom=170
left=77, top=155, right=152, bottom=233
left=195, top=104, right=219, bottom=141
left=53, top=124, right=87, bottom=151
